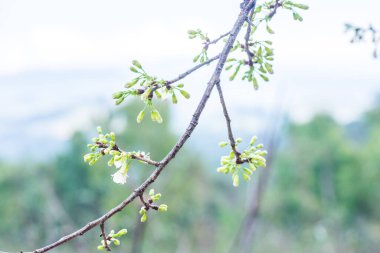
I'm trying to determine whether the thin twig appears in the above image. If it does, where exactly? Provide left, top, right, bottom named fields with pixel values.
left=98, top=143, right=160, bottom=167
left=100, top=223, right=111, bottom=252
left=268, top=0, right=281, bottom=19
left=205, top=31, right=231, bottom=47
left=166, top=54, right=221, bottom=85
left=131, top=154, right=160, bottom=167
left=215, top=82, right=241, bottom=163
left=10, top=2, right=257, bottom=253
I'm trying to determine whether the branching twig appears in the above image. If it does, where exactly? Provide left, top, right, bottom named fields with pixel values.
left=204, top=31, right=231, bottom=49
left=268, top=0, right=282, bottom=19
left=100, top=223, right=111, bottom=252
left=10, top=2, right=257, bottom=253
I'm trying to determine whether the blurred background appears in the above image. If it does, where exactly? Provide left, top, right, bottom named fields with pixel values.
left=1, top=0, right=380, bottom=252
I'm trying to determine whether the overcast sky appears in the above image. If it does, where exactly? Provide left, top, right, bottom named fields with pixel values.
left=1, top=0, right=380, bottom=159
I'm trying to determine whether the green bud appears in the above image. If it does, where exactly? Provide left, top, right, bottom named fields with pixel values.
left=112, top=92, right=124, bottom=99
left=132, top=60, right=142, bottom=69
left=115, top=97, right=125, bottom=105
left=177, top=83, right=184, bottom=88
left=293, top=12, right=303, bottom=21
left=232, top=174, right=240, bottom=187
left=89, top=160, right=97, bottom=166
left=264, top=63, right=273, bottom=74
left=293, top=3, right=309, bottom=10
left=110, top=132, right=116, bottom=141
left=130, top=66, right=139, bottom=73
left=97, top=126, right=102, bottom=134
left=139, top=207, right=146, bottom=215
left=141, top=213, right=147, bottom=222
left=97, top=245, right=106, bottom=250
left=266, top=25, right=275, bottom=34
left=124, top=78, right=139, bottom=88
left=113, top=239, right=120, bottom=246
left=193, top=54, right=200, bottom=63
left=116, top=229, right=128, bottom=237
left=136, top=109, right=145, bottom=124
left=219, top=141, right=228, bottom=148
left=158, top=204, right=168, bottom=212
left=172, top=93, right=178, bottom=104
left=154, top=90, right=162, bottom=99
left=84, top=154, right=93, bottom=163
left=250, top=136, right=257, bottom=145
left=256, top=143, right=264, bottom=149
left=243, top=173, right=251, bottom=181
left=225, top=65, right=233, bottom=71
left=243, top=167, right=253, bottom=175
left=260, top=74, right=269, bottom=82
left=236, top=138, right=242, bottom=143
left=217, top=166, right=228, bottom=174
left=107, top=157, right=115, bottom=167
left=252, top=77, right=259, bottom=90
left=151, top=193, right=161, bottom=201
left=151, top=109, right=163, bottom=123
left=179, top=90, right=190, bottom=99
left=149, top=189, right=155, bottom=196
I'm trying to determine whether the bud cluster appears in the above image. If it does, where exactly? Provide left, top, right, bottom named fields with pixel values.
left=139, top=189, right=168, bottom=223
left=188, top=29, right=210, bottom=63
left=112, top=60, right=191, bottom=124
left=97, top=229, right=128, bottom=251
left=217, top=136, right=267, bottom=187
left=84, top=126, right=151, bottom=184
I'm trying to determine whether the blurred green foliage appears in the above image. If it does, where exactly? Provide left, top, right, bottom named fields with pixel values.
left=1, top=100, right=380, bottom=252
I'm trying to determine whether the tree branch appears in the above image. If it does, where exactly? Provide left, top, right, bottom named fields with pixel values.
left=10, top=2, right=257, bottom=253
left=215, top=82, right=242, bottom=163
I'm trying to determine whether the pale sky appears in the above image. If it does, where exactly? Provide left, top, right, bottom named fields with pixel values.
left=1, top=0, right=380, bottom=159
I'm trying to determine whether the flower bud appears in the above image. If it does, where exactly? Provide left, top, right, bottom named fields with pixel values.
left=132, top=60, right=142, bottom=69
left=136, top=109, right=145, bottom=124
left=113, top=239, right=120, bottom=246
left=218, top=141, right=228, bottom=148
left=158, top=204, right=168, bottom=212
left=233, top=174, right=239, bottom=187
left=141, top=213, right=147, bottom=222
left=112, top=92, right=123, bottom=99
